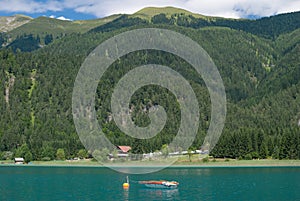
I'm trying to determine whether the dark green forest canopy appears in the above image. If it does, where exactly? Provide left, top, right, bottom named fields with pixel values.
left=0, top=9, right=299, bottom=161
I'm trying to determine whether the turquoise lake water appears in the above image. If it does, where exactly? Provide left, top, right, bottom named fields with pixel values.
left=0, top=166, right=299, bottom=201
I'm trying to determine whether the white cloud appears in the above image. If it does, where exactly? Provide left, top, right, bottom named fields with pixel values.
left=57, top=16, right=71, bottom=21
left=73, top=0, right=176, bottom=17
left=185, top=0, right=242, bottom=18
left=0, top=0, right=299, bottom=18
left=48, top=14, right=72, bottom=21
left=0, top=0, right=62, bottom=13
left=58, top=0, right=300, bottom=18
left=233, top=0, right=284, bottom=17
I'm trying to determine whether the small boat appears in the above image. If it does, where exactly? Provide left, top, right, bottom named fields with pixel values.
left=139, top=180, right=179, bottom=189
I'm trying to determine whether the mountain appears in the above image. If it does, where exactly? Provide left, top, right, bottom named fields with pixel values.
left=132, top=6, right=207, bottom=19
left=7, top=14, right=122, bottom=38
left=2, top=7, right=299, bottom=50
left=0, top=7, right=299, bottom=161
left=0, top=14, right=122, bottom=51
left=0, top=15, right=32, bottom=33
left=90, top=7, right=300, bottom=39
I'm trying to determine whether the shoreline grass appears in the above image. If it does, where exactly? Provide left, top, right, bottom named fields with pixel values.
left=1, top=157, right=300, bottom=167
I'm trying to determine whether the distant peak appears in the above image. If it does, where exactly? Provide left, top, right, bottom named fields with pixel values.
left=133, top=6, right=206, bottom=19
left=135, top=6, right=193, bottom=14
left=13, top=14, right=33, bottom=20
left=0, top=15, right=32, bottom=33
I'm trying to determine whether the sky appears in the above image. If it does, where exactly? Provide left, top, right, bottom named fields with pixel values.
left=0, top=0, right=299, bottom=21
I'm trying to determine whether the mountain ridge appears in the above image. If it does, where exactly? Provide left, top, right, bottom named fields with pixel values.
left=132, top=6, right=208, bottom=20
left=0, top=15, right=32, bottom=33
left=1, top=7, right=299, bottom=44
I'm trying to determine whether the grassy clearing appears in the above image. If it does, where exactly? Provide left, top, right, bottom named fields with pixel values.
left=0, top=160, right=14, bottom=164
left=174, top=158, right=300, bottom=167
left=30, top=159, right=100, bottom=166
left=132, top=6, right=207, bottom=20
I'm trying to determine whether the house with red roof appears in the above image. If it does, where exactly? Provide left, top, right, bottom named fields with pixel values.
left=117, top=146, right=131, bottom=153
left=116, top=146, right=131, bottom=157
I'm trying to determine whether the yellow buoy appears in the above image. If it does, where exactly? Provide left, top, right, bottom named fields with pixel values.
left=123, top=176, right=130, bottom=189
left=123, top=182, right=129, bottom=189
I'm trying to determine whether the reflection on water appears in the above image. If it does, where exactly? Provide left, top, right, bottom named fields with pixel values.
left=139, top=188, right=179, bottom=200
left=110, top=166, right=172, bottom=174
left=169, top=167, right=213, bottom=176
left=123, top=188, right=129, bottom=201
left=122, top=187, right=179, bottom=201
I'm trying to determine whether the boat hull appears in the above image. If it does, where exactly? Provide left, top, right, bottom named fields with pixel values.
left=144, top=184, right=178, bottom=189
left=139, top=180, right=179, bottom=189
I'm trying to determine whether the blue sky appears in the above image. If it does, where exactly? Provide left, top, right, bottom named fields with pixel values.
left=0, top=0, right=299, bottom=21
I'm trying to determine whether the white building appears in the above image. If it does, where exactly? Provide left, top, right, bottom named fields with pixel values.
left=14, top=158, right=24, bottom=164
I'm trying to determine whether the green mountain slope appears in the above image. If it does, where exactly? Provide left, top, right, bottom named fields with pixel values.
left=132, top=6, right=208, bottom=20
left=7, top=14, right=122, bottom=38
left=0, top=7, right=299, bottom=161
left=256, top=28, right=300, bottom=95
left=1, top=14, right=121, bottom=52
left=90, top=8, right=300, bottom=39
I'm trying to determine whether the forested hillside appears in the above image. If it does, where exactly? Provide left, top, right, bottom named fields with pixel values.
left=0, top=7, right=299, bottom=162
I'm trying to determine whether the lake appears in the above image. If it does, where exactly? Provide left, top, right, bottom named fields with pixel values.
left=0, top=166, right=299, bottom=201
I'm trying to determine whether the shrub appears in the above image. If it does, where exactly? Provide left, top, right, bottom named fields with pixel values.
left=41, top=157, right=51, bottom=161
left=202, top=157, right=209, bottom=163
left=92, top=149, right=109, bottom=162
left=24, top=152, right=33, bottom=163
left=2, top=151, right=13, bottom=160
left=244, top=153, right=252, bottom=160
left=251, top=152, right=259, bottom=159
left=56, top=148, right=66, bottom=160
left=77, top=149, right=88, bottom=159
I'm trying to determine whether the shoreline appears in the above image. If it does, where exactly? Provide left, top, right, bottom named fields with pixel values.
left=1, top=159, right=300, bottom=168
